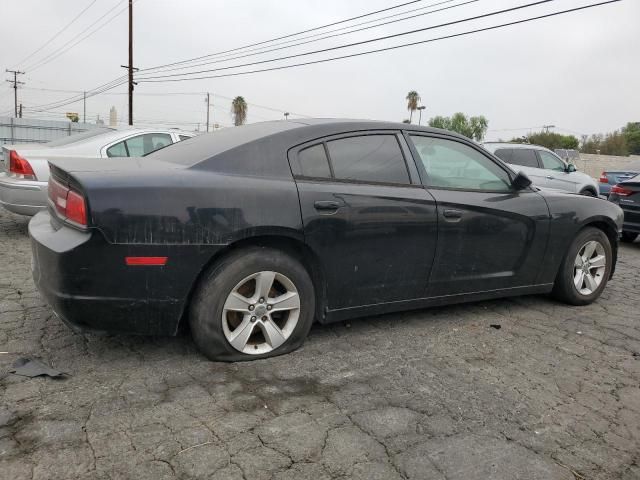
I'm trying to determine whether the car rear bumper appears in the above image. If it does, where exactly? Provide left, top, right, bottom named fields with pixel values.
left=29, top=210, right=213, bottom=336
left=0, top=173, right=47, bottom=215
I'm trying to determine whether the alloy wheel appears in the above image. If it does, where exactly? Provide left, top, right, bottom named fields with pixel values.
left=573, top=240, right=606, bottom=296
left=221, top=271, right=301, bottom=355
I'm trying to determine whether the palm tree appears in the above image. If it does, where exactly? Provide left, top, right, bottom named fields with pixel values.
left=231, top=96, right=248, bottom=126
left=406, top=91, right=420, bottom=123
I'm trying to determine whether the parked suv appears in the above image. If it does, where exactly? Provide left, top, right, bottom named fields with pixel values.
left=483, top=142, right=598, bottom=196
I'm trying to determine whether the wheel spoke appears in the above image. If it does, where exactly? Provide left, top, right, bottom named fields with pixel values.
left=228, top=316, right=255, bottom=351
left=261, top=320, right=286, bottom=350
left=582, top=241, right=596, bottom=260
left=224, top=292, right=252, bottom=312
left=269, top=291, right=300, bottom=312
left=574, top=255, right=583, bottom=268
left=574, top=270, right=585, bottom=290
left=584, top=273, right=598, bottom=292
left=254, top=271, right=276, bottom=300
left=590, top=255, right=606, bottom=268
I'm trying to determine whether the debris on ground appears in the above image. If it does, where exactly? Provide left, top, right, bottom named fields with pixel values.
left=9, top=357, right=68, bottom=378
left=490, top=324, right=502, bottom=330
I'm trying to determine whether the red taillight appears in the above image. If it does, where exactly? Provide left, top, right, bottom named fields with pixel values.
left=48, top=177, right=87, bottom=226
left=9, top=150, right=36, bottom=178
left=598, top=172, right=608, bottom=183
left=610, top=185, right=633, bottom=197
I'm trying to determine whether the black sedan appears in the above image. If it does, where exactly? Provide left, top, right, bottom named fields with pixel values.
left=608, top=174, right=640, bottom=243
left=29, top=119, right=623, bottom=361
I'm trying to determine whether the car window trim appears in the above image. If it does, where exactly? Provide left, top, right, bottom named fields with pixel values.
left=403, top=131, right=522, bottom=193
left=288, top=130, right=416, bottom=186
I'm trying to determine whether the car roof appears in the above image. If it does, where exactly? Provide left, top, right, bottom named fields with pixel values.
left=482, top=142, right=553, bottom=152
left=149, top=118, right=470, bottom=167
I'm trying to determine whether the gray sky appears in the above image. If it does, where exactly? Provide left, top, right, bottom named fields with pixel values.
left=1, top=0, right=637, bottom=140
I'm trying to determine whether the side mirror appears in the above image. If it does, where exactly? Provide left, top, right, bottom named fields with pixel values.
left=512, top=171, right=532, bottom=190
left=566, top=163, right=577, bottom=173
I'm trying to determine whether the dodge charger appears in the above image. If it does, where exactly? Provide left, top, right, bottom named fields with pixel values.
left=29, top=119, right=624, bottom=361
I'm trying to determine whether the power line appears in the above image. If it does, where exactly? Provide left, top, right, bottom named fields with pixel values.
left=137, top=0, right=463, bottom=76
left=12, top=0, right=99, bottom=68
left=24, top=1, right=133, bottom=73
left=136, top=0, right=428, bottom=75
left=136, top=0, right=557, bottom=81
left=138, top=0, right=620, bottom=84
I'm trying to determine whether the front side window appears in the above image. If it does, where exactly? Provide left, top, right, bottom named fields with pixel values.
left=106, top=141, right=127, bottom=157
left=539, top=150, right=566, bottom=171
left=125, top=133, right=173, bottom=157
left=298, top=144, right=331, bottom=178
left=510, top=148, right=539, bottom=168
left=410, top=136, right=512, bottom=191
left=326, top=135, right=409, bottom=184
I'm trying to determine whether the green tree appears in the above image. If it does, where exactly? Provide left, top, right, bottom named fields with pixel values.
left=622, top=122, right=640, bottom=155
left=581, top=131, right=628, bottom=156
left=427, top=112, right=489, bottom=141
left=405, top=91, right=420, bottom=124
left=231, top=96, right=248, bottom=126
left=512, top=131, right=579, bottom=150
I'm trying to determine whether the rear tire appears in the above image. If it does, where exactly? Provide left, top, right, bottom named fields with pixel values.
left=189, top=247, right=315, bottom=361
left=552, top=227, right=612, bottom=306
left=621, top=232, right=638, bottom=243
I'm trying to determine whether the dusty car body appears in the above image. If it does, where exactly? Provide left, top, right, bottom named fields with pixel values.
left=29, top=120, right=623, bottom=361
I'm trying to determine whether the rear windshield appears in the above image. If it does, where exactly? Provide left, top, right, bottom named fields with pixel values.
left=148, top=121, right=301, bottom=166
left=45, top=127, right=115, bottom=147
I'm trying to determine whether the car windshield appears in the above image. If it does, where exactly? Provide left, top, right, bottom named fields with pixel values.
left=45, top=127, right=115, bottom=147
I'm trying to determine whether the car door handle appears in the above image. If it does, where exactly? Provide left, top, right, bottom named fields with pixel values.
left=442, top=209, right=462, bottom=219
left=314, top=200, right=341, bottom=211
left=546, top=175, right=554, bottom=179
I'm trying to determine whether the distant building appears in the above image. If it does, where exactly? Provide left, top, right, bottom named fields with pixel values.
left=109, top=107, right=117, bottom=127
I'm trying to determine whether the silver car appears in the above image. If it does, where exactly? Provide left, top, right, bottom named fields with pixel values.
left=483, top=142, right=598, bottom=196
left=0, top=127, right=195, bottom=215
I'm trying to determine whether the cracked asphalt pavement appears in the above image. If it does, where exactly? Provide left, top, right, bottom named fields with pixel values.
left=1, top=208, right=639, bottom=480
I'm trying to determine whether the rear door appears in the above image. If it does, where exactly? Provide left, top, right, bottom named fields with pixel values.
left=407, top=133, right=550, bottom=296
left=290, top=131, right=438, bottom=310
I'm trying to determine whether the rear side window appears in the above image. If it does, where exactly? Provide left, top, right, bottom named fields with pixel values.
left=179, top=135, right=192, bottom=141
left=126, top=133, right=173, bottom=156
left=511, top=149, right=539, bottom=168
left=106, top=141, right=127, bottom=157
left=326, top=135, right=409, bottom=184
left=298, top=144, right=331, bottom=178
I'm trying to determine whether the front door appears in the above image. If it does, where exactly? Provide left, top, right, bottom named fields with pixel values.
left=537, top=149, right=577, bottom=192
left=407, top=133, right=550, bottom=297
left=290, top=132, right=438, bottom=310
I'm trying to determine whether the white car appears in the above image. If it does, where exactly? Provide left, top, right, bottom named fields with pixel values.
left=0, top=127, right=195, bottom=215
left=483, top=142, right=599, bottom=196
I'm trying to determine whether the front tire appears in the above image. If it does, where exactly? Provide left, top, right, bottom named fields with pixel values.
left=190, top=247, right=315, bottom=361
left=621, top=232, right=638, bottom=243
left=552, top=227, right=612, bottom=306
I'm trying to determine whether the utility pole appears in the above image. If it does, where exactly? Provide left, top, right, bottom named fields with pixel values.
left=542, top=124, right=555, bottom=134
left=417, top=106, right=426, bottom=126
left=120, top=0, right=137, bottom=125
left=83, top=91, right=86, bottom=123
left=5, top=69, right=25, bottom=118
left=18, top=104, right=22, bottom=118
left=205, top=93, right=210, bottom=132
